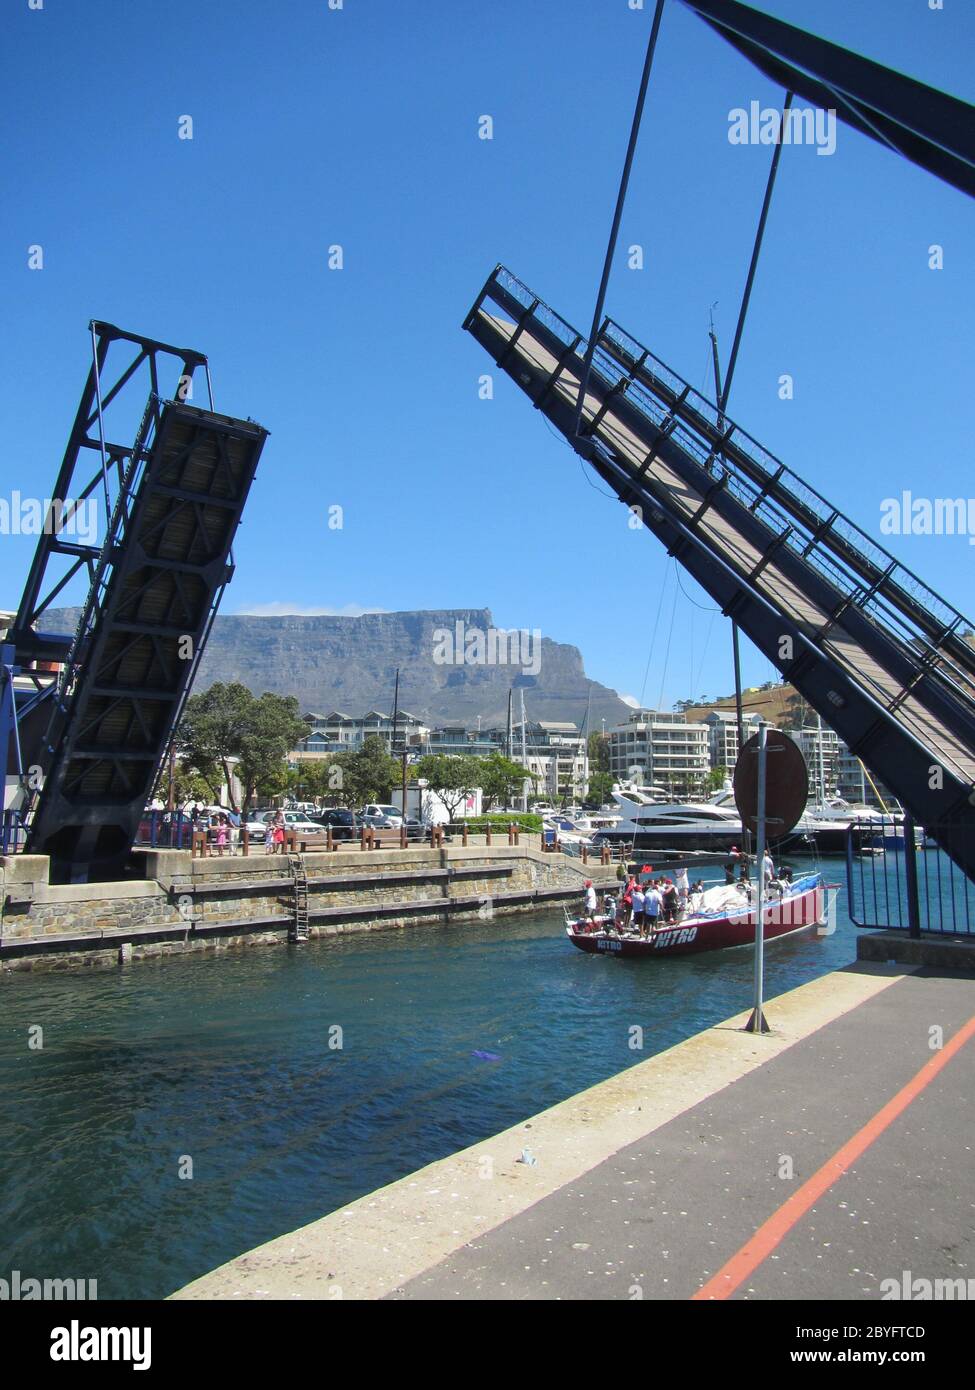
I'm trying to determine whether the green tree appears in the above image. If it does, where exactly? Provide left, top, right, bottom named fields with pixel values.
left=586, top=771, right=614, bottom=805
left=478, top=751, right=536, bottom=811
left=236, top=692, right=308, bottom=808
left=413, top=753, right=483, bottom=821
left=326, top=735, right=401, bottom=808
left=176, top=683, right=307, bottom=810
left=708, top=765, right=729, bottom=791
left=178, top=681, right=253, bottom=806
left=587, top=731, right=610, bottom=772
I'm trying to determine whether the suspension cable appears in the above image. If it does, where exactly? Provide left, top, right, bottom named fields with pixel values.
left=573, top=0, right=667, bottom=441
left=720, top=90, right=794, bottom=415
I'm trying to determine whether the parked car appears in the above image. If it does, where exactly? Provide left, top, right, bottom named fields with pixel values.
left=359, top=803, right=405, bottom=828
left=313, top=808, right=364, bottom=841
left=255, top=810, right=327, bottom=838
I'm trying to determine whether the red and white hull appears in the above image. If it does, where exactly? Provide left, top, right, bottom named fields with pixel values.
left=566, top=876, right=830, bottom=958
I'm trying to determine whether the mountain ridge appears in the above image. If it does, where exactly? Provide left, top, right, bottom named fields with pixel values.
left=42, top=606, right=632, bottom=730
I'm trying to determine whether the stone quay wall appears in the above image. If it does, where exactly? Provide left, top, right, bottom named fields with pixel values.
left=0, top=845, right=617, bottom=973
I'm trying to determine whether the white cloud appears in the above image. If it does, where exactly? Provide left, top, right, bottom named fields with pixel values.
left=235, top=603, right=389, bottom=618
left=618, top=693, right=641, bottom=708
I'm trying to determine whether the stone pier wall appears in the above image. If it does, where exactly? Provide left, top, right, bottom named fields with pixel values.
left=0, top=845, right=616, bottom=973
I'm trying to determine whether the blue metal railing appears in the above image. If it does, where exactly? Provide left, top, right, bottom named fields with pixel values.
left=134, top=810, right=192, bottom=850
left=1, top=809, right=28, bottom=855
left=845, top=818, right=974, bottom=935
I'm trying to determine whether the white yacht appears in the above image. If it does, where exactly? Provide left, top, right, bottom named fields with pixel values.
left=590, top=783, right=852, bottom=856
left=591, top=785, right=747, bottom=854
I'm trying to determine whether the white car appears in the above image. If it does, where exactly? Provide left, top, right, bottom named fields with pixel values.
left=360, top=803, right=404, bottom=828
left=257, top=811, right=326, bottom=837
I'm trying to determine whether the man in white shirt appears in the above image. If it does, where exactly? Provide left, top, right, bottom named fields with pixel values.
left=583, top=879, right=598, bottom=920
left=630, top=885, right=645, bottom=934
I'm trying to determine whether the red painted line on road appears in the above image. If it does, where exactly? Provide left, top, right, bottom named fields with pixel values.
left=692, top=1012, right=975, bottom=1301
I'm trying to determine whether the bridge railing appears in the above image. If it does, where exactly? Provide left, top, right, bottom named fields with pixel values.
left=469, top=267, right=975, bottom=716
left=845, top=817, right=974, bottom=936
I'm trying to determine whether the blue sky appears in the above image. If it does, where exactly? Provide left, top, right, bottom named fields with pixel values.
left=2, top=0, right=973, bottom=712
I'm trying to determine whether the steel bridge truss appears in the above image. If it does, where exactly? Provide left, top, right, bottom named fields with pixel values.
left=465, top=265, right=975, bottom=881
left=2, top=322, right=267, bottom=879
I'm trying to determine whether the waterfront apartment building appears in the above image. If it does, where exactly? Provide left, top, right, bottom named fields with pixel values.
left=784, top=723, right=897, bottom=810
left=511, top=720, right=589, bottom=804
left=419, top=719, right=590, bottom=804
left=291, top=712, right=589, bottom=805
left=607, top=710, right=710, bottom=799
left=294, top=709, right=428, bottom=759
left=703, top=709, right=768, bottom=772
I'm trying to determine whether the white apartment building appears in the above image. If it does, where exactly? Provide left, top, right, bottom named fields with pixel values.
left=294, top=709, right=428, bottom=759
left=607, top=710, right=710, bottom=799
left=785, top=724, right=897, bottom=810
left=703, top=709, right=767, bottom=771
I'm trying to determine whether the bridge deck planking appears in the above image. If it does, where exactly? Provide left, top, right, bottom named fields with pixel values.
left=478, top=310, right=975, bottom=787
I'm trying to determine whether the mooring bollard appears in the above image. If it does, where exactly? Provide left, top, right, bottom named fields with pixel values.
left=326, top=826, right=333, bottom=852
left=601, top=844, right=610, bottom=865
left=581, top=844, right=589, bottom=864
left=485, top=824, right=492, bottom=846
left=400, top=825, right=407, bottom=849
left=241, top=828, right=249, bottom=856
left=192, top=829, right=207, bottom=858
left=360, top=826, right=368, bottom=851
left=508, top=823, right=515, bottom=845
left=513, top=826, right=520, bottom=845
left=462, top=823, right=469, bottom=847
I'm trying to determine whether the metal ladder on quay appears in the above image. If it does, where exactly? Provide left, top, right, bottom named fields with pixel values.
left=289, top=853, right=309, bottom=942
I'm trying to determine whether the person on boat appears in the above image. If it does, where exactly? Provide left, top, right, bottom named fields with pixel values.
left=762, top=849, right=775, bottom=885
left=583, top=879, right=598, bottom=922
left=643, top=881, right=662, bottom=937
left=738, top=850, right=751, bottom=883
left=675, top=865, right=689, bottom=909
left=724, top=848, right=740, bottom=885
left=630, top=883, right=645, bottom=934
left=620, top=875, right=636, bottom=928
left=661, top=879, right=680, bottom=923
left=688, top=880, right=706, bottom=913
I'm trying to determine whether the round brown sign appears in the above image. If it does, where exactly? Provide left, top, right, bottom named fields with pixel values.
left=733, top=728, right=809, bottom=837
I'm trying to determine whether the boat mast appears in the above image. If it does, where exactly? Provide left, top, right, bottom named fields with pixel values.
left=520, top=689, right=528, bottom=812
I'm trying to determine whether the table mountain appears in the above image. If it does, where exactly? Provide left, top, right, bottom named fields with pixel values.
left=43, top=607, right=631, bottom=730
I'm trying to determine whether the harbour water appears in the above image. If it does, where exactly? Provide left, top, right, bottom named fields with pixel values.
left=0, top=857, right=869, bottom=1301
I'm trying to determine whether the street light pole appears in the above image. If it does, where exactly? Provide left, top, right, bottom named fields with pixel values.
left=746, top=724, right=770, bottom=1034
